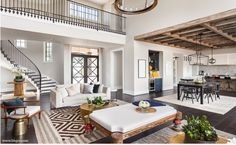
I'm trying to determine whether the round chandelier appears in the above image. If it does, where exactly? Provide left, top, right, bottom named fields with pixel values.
left=114, top=0, right=159, bottom=15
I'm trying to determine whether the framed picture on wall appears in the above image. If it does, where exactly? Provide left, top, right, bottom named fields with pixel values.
left=138, top=59, right=146, bottom=78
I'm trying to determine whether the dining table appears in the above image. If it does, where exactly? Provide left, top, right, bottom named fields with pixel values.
left=177, top=82, right=208, bottom=105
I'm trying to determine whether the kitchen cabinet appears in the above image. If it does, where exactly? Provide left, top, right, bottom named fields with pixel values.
left=228, top=53, right=236, bottom=65
left=209, top=53, right=236, bottom=65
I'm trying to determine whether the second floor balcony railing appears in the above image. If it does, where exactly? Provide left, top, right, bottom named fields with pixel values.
left=0, top=0, right=126, bottom=35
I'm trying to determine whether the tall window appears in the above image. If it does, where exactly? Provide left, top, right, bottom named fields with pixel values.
left=16, top=40, right=27, bottom=48
left=69, top=3, right=98, bottom=22
left=44, top=42, right=53, bottom=62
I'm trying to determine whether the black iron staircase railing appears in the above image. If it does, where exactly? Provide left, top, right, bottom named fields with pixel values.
left=1, top=40, right=41, bottom=92
left=0, top=0, right=126, bottom=34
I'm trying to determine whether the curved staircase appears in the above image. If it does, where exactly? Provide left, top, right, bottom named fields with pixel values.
left=1, top=40, right=56, bottom=94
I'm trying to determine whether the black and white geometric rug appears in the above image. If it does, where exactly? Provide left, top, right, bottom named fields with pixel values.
left=49, top=107, right=85, bottom=140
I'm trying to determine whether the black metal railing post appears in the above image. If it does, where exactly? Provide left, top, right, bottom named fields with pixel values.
left=0, top=0, right=126, bottom=34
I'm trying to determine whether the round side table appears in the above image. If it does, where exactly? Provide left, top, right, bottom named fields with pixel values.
left=9, top=113, right=29, bottom=136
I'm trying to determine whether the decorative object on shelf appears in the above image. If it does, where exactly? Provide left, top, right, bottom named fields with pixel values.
left=153, top=71, right=159, bottom=78
left=172, top=112, right=183, bottom=132
left=209, top=48, right=216, bottom=64
left=135, top=107, right=157, bottom=113
left=138, top=100, right=151, bottom=109
left=138, top=59, right=146, bottom=78
left=114, top=0, right=158, bottom=15
left=188, top=34, right=209, bottom=66
left=183, top=115, right=218, bottom=143
left=193, top=76, right=206, bottom=84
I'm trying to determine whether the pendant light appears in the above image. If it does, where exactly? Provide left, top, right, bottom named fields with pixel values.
left=209, top=48, right=216, bottom=64
left=188, top=33, right=209, bottom=65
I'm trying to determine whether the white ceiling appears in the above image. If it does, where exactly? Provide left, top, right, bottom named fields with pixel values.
left=87, top=0, right=110, bottom=5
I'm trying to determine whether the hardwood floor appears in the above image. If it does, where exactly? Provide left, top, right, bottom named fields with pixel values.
left=1, top=89, right=236, bottom=143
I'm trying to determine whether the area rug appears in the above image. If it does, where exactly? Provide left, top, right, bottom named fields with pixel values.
left=32, top=100, right=127, bottom=143
left=32, top=104, right=236, bottom=143
left=133, top=122, right=236, bottom=143
left=154, top=94, right=236, bottom=115
left=32, top=106, right=106, bottom=144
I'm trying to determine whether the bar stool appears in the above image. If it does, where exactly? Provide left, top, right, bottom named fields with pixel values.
left=225, top=77, right=233, bottom=91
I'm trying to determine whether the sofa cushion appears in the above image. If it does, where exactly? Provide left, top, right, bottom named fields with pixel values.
left=56, top=87, right=69, bottom=97
left=62, top=93, right=107, bottom=104
left=66, top=85, right=79, bottom=96
left=83, top=84, right=94, bottom=94
left=73, top=83, right=81, bottom=93
left=93, top=84, right=100, bottom=93
left=98, top=84, right=104, bottom=93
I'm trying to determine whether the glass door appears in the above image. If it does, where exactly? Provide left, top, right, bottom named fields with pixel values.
left=71, top=54, right=99, bottom=84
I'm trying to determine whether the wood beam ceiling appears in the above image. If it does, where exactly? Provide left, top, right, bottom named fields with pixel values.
left=202, top=23, right=236, bottom=42
left=135, top=8, right=236, bottom=50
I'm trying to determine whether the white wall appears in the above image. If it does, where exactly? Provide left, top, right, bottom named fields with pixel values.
left=124, top=0, right=236, bottom=95
left=112, top=50, right=123, bottom=90
left=17, top=40, right=64, bottom=84
left=0, top=12, right=126, bottom=46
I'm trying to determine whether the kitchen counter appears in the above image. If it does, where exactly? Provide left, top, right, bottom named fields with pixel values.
left=205, top=77, right=236, bottom=92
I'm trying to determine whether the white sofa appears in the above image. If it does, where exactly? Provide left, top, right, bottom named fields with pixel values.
left=50, top=83, right=111, bottom=108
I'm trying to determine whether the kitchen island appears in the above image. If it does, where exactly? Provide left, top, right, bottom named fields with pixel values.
left=205, top=77, right=236, bottom=92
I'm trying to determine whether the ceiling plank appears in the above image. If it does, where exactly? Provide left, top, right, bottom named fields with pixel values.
left=135, top=8, right=236, bottom=40
left=202, top=23, right=236, bottom=42
left=164, top=33, right=218, bottom=49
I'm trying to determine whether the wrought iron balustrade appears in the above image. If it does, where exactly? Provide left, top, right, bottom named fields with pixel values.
left=0, top=0, right=126, bottom=34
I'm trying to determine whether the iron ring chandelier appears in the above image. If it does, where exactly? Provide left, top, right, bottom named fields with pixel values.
left=114, top=0, right=159, bottom=15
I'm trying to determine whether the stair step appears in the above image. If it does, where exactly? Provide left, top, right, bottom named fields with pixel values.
left=31, top=77, right=48, bottom=81
left=36, top=81, right=56, bottom=85
left=41, top=90, right=51, bottom=94
left=41, top=83, right=56, bottom=88
left=41, top=86, right=55, bottom=91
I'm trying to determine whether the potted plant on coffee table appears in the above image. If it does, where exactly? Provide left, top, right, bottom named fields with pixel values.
left=183, top=115, right=218, bottom=143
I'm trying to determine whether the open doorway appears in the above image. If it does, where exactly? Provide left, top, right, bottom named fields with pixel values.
left=111, top=50, right=123, bottom=91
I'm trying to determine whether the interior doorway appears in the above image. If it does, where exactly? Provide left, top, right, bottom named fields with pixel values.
left=111, top=50, right=123, bottom=91
left=173, top=57, right=178, bottom=86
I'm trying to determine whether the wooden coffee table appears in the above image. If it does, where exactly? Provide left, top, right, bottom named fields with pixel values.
left=80, top=101, right=119, bottom=119
left=169, top=132, right=228, bottom=144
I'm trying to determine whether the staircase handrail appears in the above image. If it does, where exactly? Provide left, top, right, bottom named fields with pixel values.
left=1, top=40, right=42, bottom=91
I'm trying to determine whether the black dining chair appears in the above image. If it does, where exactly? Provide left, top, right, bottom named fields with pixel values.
left=213, top=82, right=220, bottom=100
left=181, top=87, right=199, bottom=104
left=204, top=85, right=214, bottom=103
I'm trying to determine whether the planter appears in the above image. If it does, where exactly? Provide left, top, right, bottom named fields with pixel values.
left=185, top=134, right=218, bottom=143
left=14, top=78, right=25, bottom=82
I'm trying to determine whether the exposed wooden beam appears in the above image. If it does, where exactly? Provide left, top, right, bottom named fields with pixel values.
left=202, top=23, right=236, bottom=42
left=164, top=32, right=218, bottom=49
left=134, top=8, right=236, bottom=40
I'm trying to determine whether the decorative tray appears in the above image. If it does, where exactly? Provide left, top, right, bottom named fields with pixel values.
left=135, top=107, right=157, bottom=113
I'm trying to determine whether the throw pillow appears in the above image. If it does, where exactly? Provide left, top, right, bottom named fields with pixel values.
left=83, top=84, right=94, bottom=94
left=93, top=84, right=100, bottom=93
left=73, top=83, right=81, bottom=93
left=98, top=84, right=104, bottom=93
left=3, top=98, right=24, bottom=114
left=66, top=86, right=78, bottom=96
left=56, top=87, right=69, bottom=97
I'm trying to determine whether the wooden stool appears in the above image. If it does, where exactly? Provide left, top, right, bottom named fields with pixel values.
left=9, top=114, right=29, bottom=136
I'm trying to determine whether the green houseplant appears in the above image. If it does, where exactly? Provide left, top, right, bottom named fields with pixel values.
left=12, top=67, right=25, bottom=82
left=183, top=115, right=218, bottom=143
left=87, top=96, right=106, bottom=108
